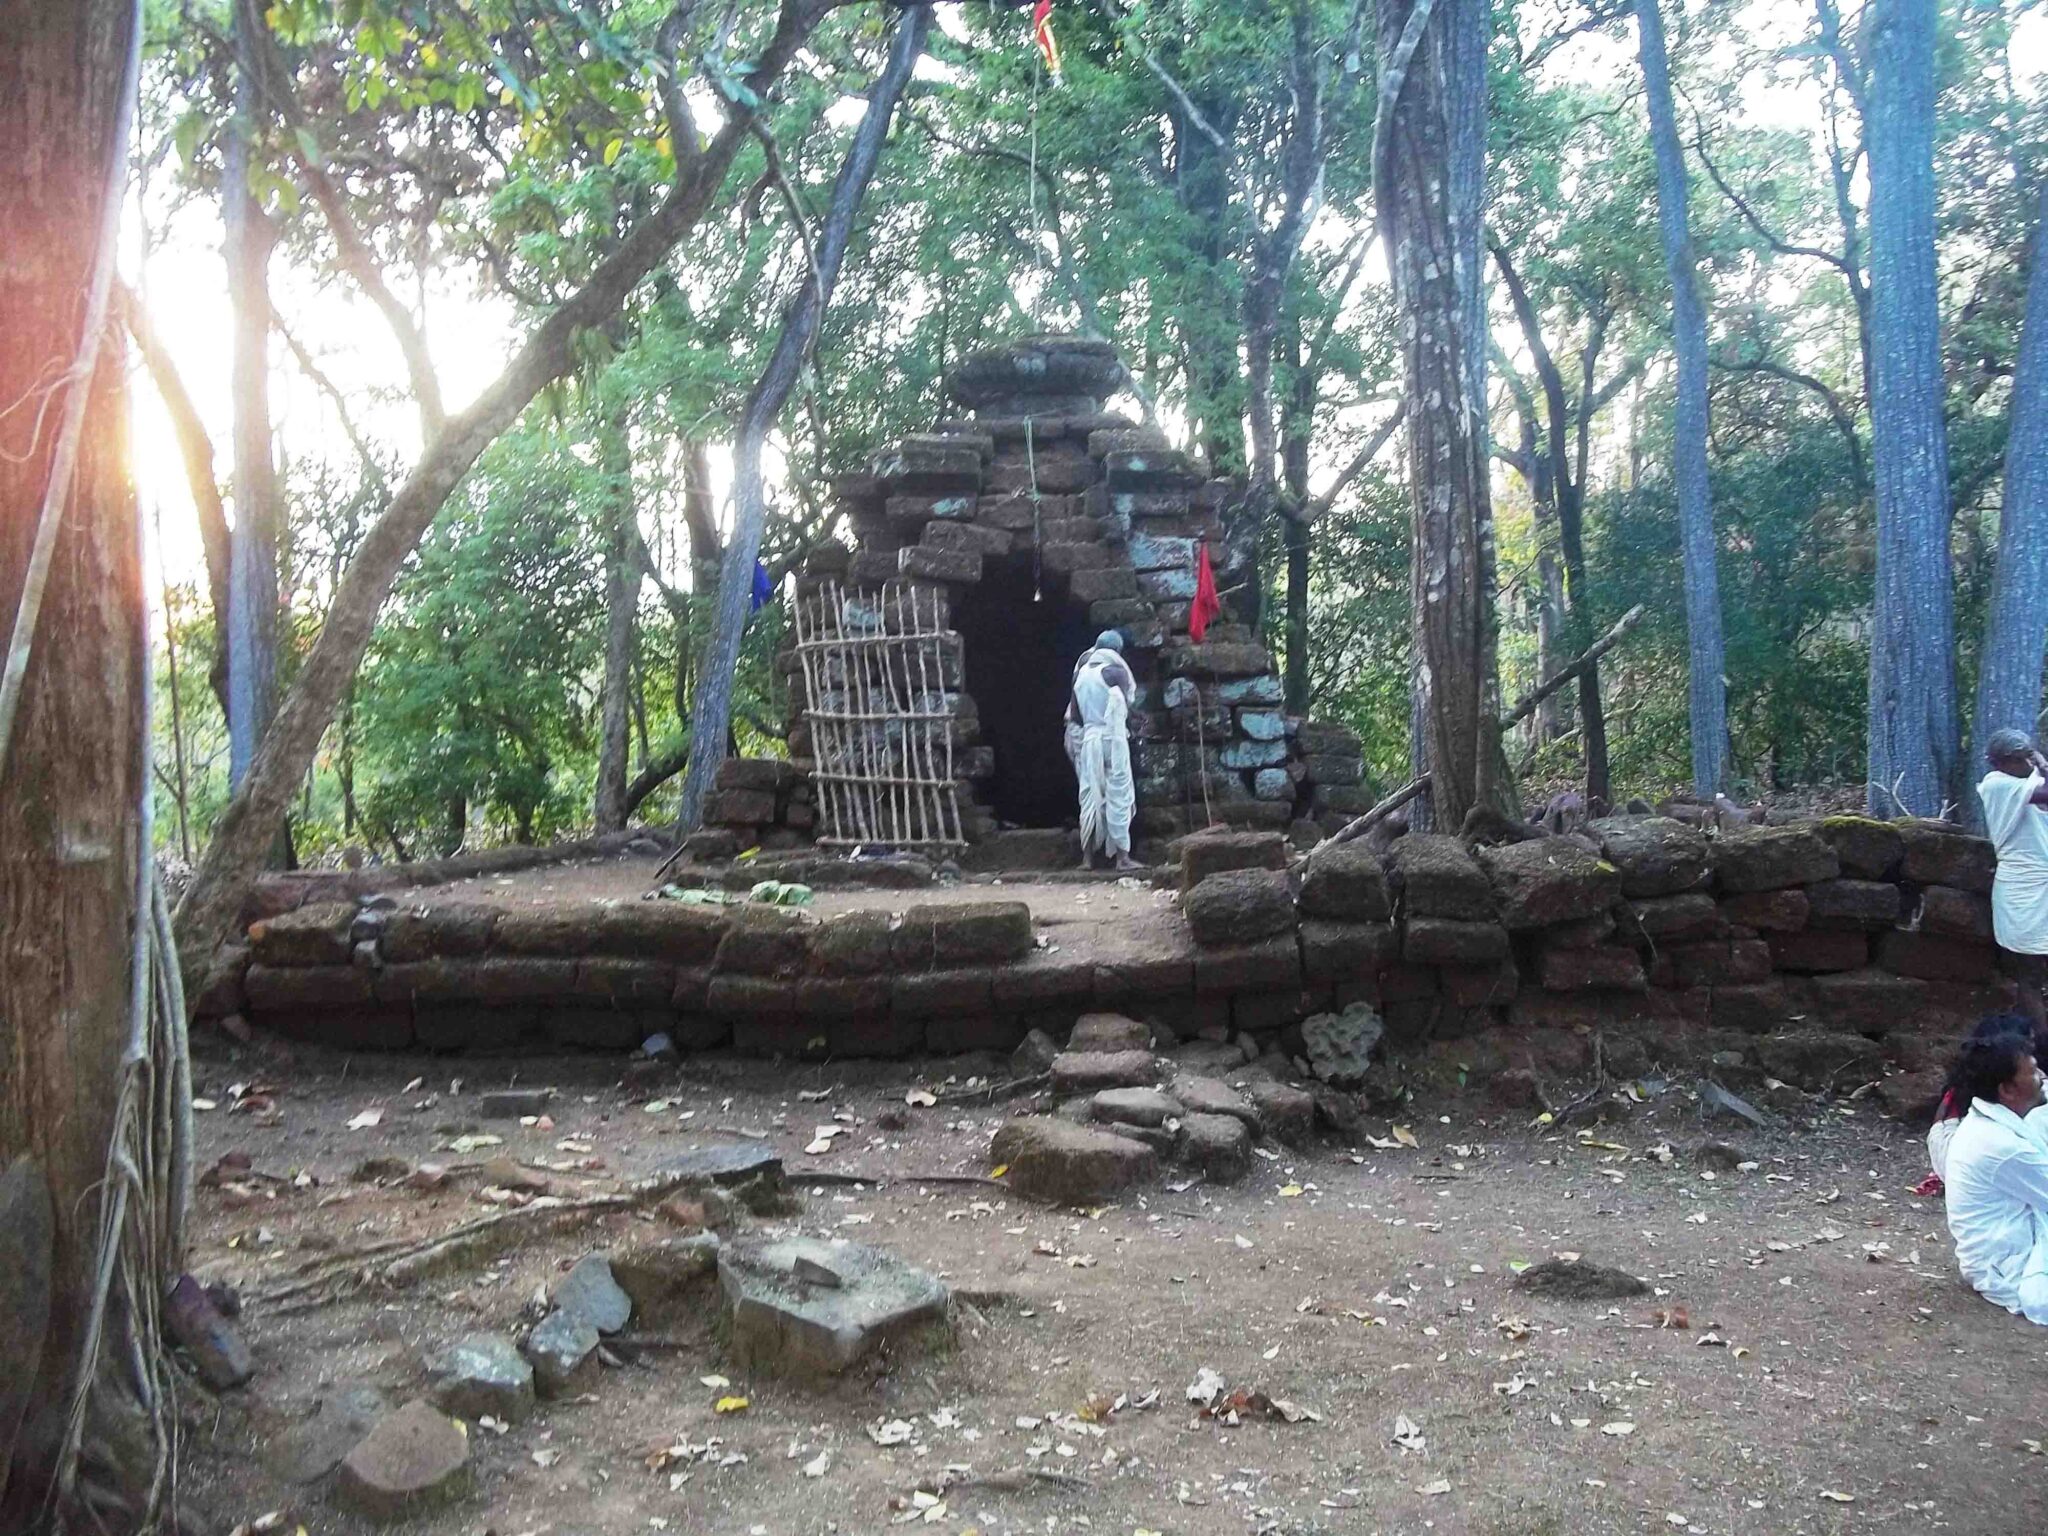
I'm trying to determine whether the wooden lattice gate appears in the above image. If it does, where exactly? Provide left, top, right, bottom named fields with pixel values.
left=792, top=579, right=967, bottom=850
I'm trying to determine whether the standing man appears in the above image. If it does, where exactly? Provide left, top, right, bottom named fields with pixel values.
left=1066, top=630, right=1137, bottom=870
left=1979, top=728, right=2048, bottom=1026
left=1942, top=1031, right=2048, bottom=1324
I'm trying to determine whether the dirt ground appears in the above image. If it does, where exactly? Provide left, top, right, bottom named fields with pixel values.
left=176, top=1039, right=2048, bottom=1536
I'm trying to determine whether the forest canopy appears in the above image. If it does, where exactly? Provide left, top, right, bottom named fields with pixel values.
left=129, top=0, right=2048, bottom=865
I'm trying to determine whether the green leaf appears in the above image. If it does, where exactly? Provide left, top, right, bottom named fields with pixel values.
left=602, top=137, right=624, bottom=166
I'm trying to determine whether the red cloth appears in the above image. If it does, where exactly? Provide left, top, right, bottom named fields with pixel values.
left=1189, top=541, right=1222, bottom=643
left=1912, top=1173, right=1944, bottom=1198
left=1031, top=0, right=1061, bottom=75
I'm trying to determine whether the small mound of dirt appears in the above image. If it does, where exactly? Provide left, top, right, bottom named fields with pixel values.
left=1511, top=1258, right=1648, bottom=1301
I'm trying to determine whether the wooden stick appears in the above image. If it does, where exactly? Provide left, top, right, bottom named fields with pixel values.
left=1499, top=604, right=1646, bottom=732
left=1315, top=773, right=1430, bottom=850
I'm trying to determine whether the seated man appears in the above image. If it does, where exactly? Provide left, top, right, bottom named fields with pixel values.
left=1943, top=1032, right=2048, bottom=1323
left=1977, top=728, right=2048, bottom=1026
left=1065, top=630, right=1137, bottom=871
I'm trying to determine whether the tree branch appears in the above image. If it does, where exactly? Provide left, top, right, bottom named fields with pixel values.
left=1500, top=604, right=1646, bottom=731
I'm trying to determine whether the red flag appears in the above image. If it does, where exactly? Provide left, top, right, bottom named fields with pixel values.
left=1031, top=0, right=1062, bottom=79
left=1189, top=541, right=1222, bottom=643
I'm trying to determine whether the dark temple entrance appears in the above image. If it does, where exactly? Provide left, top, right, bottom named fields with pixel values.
left=956, top=554, right=1097, bottom=828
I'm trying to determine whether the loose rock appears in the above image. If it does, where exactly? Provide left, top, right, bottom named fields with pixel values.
left=425, top=1332, right=534, bottom=1424
left=334, top=1399, right=472, bottom=1521
left=552, top=1253, right=633, bottom=1334
left=522, top=1309, right=600, bottom=1397
left=1178, top=1112, right=1252, bottom=1181
left=1068, top=1012, right=1151, bottom=1053
left=478, top=1088, right=552, bottom=1120
left=1171, top=1075, right=1257, bottom=1126
left=277, top=1384, right=389, bottom=1484
left=1244, top=1081, right=1316, bottom=1145
left=1050, top=1049, right=1159, bottom=1095
left=719, top=1236, right=950, bottom=1380
left=609, top=1232, right=721, bottom=1316
left=991, top=1116, right=1158, bottom=1204
left=1091, top=1086, right=1183, bottom=1127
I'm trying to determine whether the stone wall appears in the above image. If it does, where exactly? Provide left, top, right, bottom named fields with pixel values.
left=1175, top=815, right=2009, bottom=1106
left=198, top=812, right=2010, bottom=1112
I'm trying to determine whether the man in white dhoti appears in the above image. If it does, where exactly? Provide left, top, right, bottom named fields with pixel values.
left=1943, top=1031, right=2048, bottom=1323
left=1978, top=728, right=2048, bottom=1026
left=1066, top=630, right=1137, bottom=870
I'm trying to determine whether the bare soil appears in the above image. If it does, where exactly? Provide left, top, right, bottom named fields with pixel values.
left=176, top=1040, right=2048, bottom=1536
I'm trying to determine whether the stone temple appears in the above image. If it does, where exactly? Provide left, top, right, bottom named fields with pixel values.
left=692, top=334, right=1369, bottom=865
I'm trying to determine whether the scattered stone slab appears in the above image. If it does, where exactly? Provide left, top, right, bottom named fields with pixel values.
left=425, top=1332, right=534, bottom=1424
left=1170, top=1076, right=1257, bottom=1126
left=991, top=1116, right=1158, bottom=1204
left=278, top=1384, right=389, bottom=1484
left=522, top=1309, right=600, bottom=1397
left=1012, top=1027, right=1061, bottom=1074
left=1091, top=1086, right=1183, bottom=1127
left=552, top=1253, right=632, bottom=1335
left=1050, top=1049, right=1159, bottom=1095
left=609, top=1232, right=720, bottom=1316
left=478, top=1088, right=552, bottom=1119
left=1307, top=1082, right=1368, bottom=1138
left=643, top=1143, right=788, bottom=1212
left=1069, top=1012, right=1151, bottom=1053
left=1244, top=1081, right=1315, bottom=1145
left=1100, top=1121, right=1179, bottom=1155
left=1698, top=1080, right=1776, bottom=1129
left=1299, top=1003, right=1383, bottom=1089
left=334, top=1398, right=473, bottom=1521
left=1175, top=1039, right=1250, bottom=1074
left=719, top=1236, right=950, bottom=1380
left=1510, top=1259, right=1648, bottom=1302
left=1178, top=1113, right=1252, bottom=1181
left=1589, top=815, right=1710, bottom=898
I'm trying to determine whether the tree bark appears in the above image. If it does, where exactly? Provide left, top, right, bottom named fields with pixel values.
left=0, top=0, right=155, bottom=1524
left=223, top=0, right=281, bottom=793
left=1970, top=191, right=2048, bottom=801
left=675, top=3, right=933, bottom=834
left=1377, top=0, right=1507, bottom=831
left=175, top=0, right=828, bottom=960
left=1863, top=0, right=1958, bottom=816
left=594, top=415, right=639, bottom=832
left=1281, top=321, right=1313, bottom=715
left=1636, top=0, right=1729, bottom=796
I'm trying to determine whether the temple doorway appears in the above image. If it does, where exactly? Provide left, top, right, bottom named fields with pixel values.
left=955, top=554, right=1097, bottom=828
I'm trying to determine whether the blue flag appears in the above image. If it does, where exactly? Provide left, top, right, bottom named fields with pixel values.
left=750, top=561, right=773, bottom=613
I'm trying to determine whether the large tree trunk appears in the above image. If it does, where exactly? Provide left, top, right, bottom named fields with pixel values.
left=223, top=0, right=281, bottom=792
left=675, top=4, right=933, bottom=834
left=1377, top=0, right=1506, bottom=831
left=0, top=2, right=164, bottom=1526
left=175, top=0, right=825, bottom=959
left=1970, top=190, right=2048, bottom=800
left=1637, top=0, right=1729, bottom=797
left=1281, top=322, right=1313, bottom=715
left=1863, top=0, right=1958, bottom=816
left=594, top=416, right=639, bottom=832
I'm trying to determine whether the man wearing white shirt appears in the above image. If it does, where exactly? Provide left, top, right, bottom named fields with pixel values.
left=1977, top=728, right=2048, bottom=1027
left=1944, top=1033, right=2048, bottom=1323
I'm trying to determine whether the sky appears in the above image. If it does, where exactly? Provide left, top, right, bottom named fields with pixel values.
left=123, top=4, right=2048, bottom=601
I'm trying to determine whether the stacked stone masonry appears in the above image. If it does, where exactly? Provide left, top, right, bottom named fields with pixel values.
left=775, top=335, right=1371, bottom=849
left=207, top=815, right=2015, bottom=1109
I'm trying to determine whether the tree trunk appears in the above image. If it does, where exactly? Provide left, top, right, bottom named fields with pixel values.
left=1970, top=190, right=2048, bottom=802
left=675, top=4, right=933, bottom=834
left=1637, top=0, right=1729, bottom=797
left=0, top=1, right=160, bottom=1525
left=174, top=0, right=825, bottom=960
left=1377, top=0, right=1506, bottom=831
left=593, top=416, right=638, bottom=832
left=223, top=0, right=280, bottom=792
left=1863, top=0, right=1958, bottom=817
left=1281, top=322, right=1313, bottom=715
